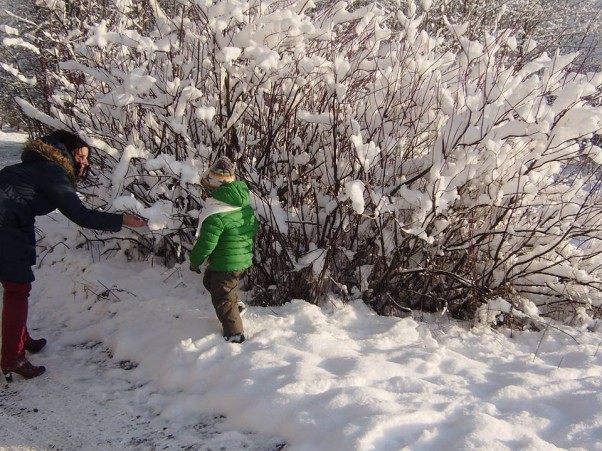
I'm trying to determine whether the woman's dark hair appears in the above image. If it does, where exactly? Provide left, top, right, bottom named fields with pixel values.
left=48, top=129, right=90, bottom=153
left=48, top=129, right=93, bottom=179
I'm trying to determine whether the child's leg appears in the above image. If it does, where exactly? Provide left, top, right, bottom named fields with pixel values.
left=207, top=270, right=244, bottom=337
left=203, top=268, right=211, bottom=291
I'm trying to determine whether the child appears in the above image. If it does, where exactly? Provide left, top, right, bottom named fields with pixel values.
left=189, top=156, right=258, bottom=343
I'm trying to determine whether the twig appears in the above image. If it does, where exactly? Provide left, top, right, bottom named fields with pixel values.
left=94, top=279, right=137, bottom=302
left=533, top=317, right=552, bottom=362
left=162, top=267, right=182, bottom=284
left=37, top=240, right=71, bottom=267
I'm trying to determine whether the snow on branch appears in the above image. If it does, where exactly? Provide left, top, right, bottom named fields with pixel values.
left=4, top=0, right=602, bottom=323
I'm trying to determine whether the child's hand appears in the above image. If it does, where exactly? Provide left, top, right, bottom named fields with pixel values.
left=189, top=263, right=202, bottom=273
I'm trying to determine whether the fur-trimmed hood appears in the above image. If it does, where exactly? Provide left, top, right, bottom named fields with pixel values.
left=21, top=137, right=77, bottom=186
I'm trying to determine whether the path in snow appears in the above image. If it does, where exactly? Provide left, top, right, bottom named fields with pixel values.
left=0, top=339, right=285, bottom=450
left=1, top=342, right=178, bottom=450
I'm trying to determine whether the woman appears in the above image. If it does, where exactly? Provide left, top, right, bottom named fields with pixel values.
left=0, top=129, right=147, bottom=382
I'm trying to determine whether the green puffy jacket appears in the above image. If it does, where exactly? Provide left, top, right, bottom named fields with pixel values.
left=190, top=180, right=258, bottom=271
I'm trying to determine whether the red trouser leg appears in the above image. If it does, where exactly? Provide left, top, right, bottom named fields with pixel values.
left=1, top=281, right=31, bottom=369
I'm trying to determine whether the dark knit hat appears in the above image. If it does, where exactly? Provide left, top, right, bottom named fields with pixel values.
left=201, top=156, right=236, bottom=191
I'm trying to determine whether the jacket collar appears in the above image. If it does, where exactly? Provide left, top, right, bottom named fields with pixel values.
left=21, top=138, right=77, bottom=186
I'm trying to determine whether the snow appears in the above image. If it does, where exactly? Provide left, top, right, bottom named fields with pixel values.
left=344, top=180, right=366, bottom=214
left=1, top=131, right=601, bottom=450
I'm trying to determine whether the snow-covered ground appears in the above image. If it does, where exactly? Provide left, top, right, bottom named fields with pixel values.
left=1, top=129, right=601, bottom=450
left=0, top=130, right=27, bottom=167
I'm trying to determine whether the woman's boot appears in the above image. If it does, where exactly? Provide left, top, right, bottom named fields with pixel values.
left=25, top=337, right=47, bottom=354
left=2, top=360, right=46, bottom=382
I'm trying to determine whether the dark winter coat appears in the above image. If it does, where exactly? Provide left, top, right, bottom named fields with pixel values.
left=190, top=180, right=258, bottom=272
left=0, top=136, right=123, bottom=283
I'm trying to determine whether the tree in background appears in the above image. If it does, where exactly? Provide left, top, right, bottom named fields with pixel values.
left=2, top=0, right=602, bottom=327
left=419, top=0, right=602, bottom=68
left=0, top=0, right=39, bottom=129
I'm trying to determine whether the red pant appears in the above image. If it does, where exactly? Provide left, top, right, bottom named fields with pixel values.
left=1, top=281, right=32, bottom=369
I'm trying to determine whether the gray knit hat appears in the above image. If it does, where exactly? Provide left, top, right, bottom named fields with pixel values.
left=201, top=156, right=236, bottom=191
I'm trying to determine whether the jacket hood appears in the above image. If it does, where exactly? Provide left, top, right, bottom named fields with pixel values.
left=21, top=137, right=77, bottom=186
left=212, top=180, right=250, bottom=207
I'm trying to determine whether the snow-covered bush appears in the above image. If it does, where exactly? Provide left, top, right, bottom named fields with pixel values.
left=3, top=0, right=602, bottom=322
left=393, top=0, right=602, bottom=71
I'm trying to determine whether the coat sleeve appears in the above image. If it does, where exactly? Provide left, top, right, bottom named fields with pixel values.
left=189, top=215, right=224, bottom=266
left=43, top=166, right=123, bottom=232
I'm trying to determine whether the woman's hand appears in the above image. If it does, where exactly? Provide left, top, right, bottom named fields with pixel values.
left=122, top=213, right=148, bottom=228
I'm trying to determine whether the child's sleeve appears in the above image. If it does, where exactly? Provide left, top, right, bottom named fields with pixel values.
left=189, top=216, right=224, bottom=266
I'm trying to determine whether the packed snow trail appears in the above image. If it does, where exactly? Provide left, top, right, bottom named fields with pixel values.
left=0, top=338, right=286, bottom=450
left=1, top=342, right=179, bottom=450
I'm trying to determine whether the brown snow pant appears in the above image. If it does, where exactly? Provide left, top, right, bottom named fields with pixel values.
left=203, top=269, right=244, bottom=337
